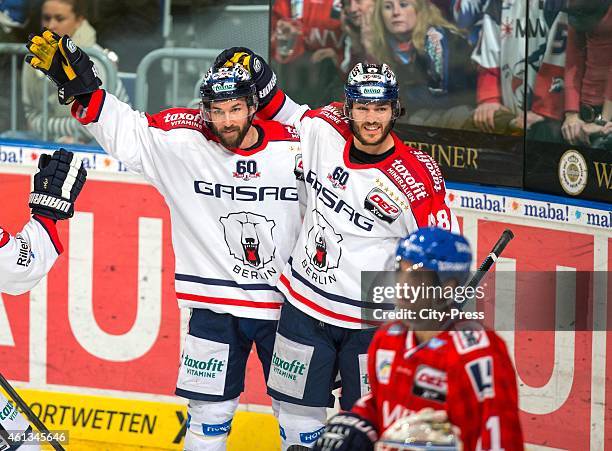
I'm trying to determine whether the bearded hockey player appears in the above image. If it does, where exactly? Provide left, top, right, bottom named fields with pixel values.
left=1, top=148, right=86, bottom=450
left=25, top=31, right=304, bottom=450
left=214, top=48, right=458, bottom=450
left=313, top=227, right=524, bottom=451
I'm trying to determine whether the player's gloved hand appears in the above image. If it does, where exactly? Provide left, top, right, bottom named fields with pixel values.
left=214, top=47, right=277, bottom=108
left=377, top=408, right=462, bottom=451
left=29, top=148, right=87, bottom=221
left=312, top=412, right=378, bottom=451
left=25, top=29, right=101, bottom=105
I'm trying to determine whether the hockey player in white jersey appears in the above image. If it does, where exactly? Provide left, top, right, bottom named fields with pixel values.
left=214, top=49, right=459, bottom=450
left=25, top=31, right=304, bottom=450
left=1, top=147, right=86, bottom=450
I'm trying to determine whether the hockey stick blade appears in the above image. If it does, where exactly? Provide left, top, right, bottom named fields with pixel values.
left=0, top=372, right=65, bottom=451
left=466, top=228, right=514, bottom=290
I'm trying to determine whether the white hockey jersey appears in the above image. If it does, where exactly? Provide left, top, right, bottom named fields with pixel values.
left=0, top=215, right=62, bottom=295
left=260, top=95, right=459, bottom=329
left=72, top=90, right=303, bottom=320
left=472, top=0, right=567, bottom=119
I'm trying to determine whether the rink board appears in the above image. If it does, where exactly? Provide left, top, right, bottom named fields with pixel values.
left=0, top=387, right=278, bottom=450
left=0, top=143, right=611, bottom=450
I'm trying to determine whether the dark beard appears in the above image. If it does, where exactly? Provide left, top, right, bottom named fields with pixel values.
left=211, top=121, right=251, bottom=149
left=350, top=120, right=394, bottom=147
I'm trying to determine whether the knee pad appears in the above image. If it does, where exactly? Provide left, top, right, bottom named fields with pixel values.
left=278, top=401, right=327, bottom=450
left=184, top=397, right=239, bottom=451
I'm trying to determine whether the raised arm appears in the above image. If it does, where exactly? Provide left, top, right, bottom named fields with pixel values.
left=213, top=47, right=310, bottom=129
left=25, top=30, right=167, bottom=184
left=1, top=149, right=86, bottom=295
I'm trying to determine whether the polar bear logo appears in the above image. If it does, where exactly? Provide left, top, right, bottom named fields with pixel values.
left=305, top=210, right=343, bottom=272
left=220, top=212, right=276, bottom=269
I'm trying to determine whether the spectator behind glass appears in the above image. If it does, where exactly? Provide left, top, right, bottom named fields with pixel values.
left=366, top=0, right=476, bottom=129
left=21, top=0, right=129, bottom=144
left=562, top=1, right=612, bottom=150
left=339, top=0, right=375, bottom=74
left=271, top=0, right=345, bottom=106
left=466, top=0, right=567, bottom=139
left=451, top=0, right=486, bottom=45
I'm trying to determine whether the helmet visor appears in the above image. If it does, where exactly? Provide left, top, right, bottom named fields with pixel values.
left=346, top=100, right=396, bottom=122
left=201, top=99, right=255, bottom=123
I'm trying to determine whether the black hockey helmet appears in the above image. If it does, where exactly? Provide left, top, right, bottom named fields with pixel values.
left=344, top=63, right=403, bottom=120
left=200, top=64, right=258, bottom=109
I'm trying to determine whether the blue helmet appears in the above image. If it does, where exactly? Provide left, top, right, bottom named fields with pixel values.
left=200, top=64, right=258, bottom=108
left=396, top=227, right=472, bottom=285
left=344, top=63, right=402, bottom=119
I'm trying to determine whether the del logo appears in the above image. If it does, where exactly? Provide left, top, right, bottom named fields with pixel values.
left=304, top=210, right=343, bottom=274
left=294, top=154, right=304, bottom=181
left=220, top=212, right=275, bottom=269
left=272, top=352, right=307, bottom=381
left=412, top=365, right=447, bottom=402
left=327, top=166, right=349, bottom=190
left=364, top=188, right=401, bottom=223
left=233, top=160, right=260, bottom=181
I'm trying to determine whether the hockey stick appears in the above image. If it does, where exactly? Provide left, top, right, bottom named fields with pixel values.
left=466, top=228, right=514, bottom=290
left=0, top=372, right=65, bottom=451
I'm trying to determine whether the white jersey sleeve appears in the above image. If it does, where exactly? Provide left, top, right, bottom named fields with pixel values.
left=71, top=89, right=183, bottom=186
left=0, top=215, right=62, bottom=295
left=257, top=89, right=311, bottom=131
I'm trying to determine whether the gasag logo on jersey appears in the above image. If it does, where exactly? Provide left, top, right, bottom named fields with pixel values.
left=305, top=170, right=374, bottom=232
left=220, top=212, right=278, bottom=280
left=233, top=160, right=260, bottom=181
left=194, top=180, right=298, bottom=202
left=364, top=188, right=401, bottom=223
left=327, top=166, right=349, bottom=190
left=375, top=349, right=395, bottom=384
left=412, top=365, right=447, bottom=403
left=303, top=211, right=343, bottom=284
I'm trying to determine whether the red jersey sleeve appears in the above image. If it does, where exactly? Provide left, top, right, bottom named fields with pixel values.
left=563, top=25, right=585, bottom=113
left=406, top=148, right=459, bottom=233
left=476, top=66, right=502, bottom=105
left=452, top=335, right=524, bottom=451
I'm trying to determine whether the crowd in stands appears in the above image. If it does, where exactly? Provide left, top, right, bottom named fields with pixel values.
left=271, top=0, right=612, bottom=149
left=0, top=0, right=610, bottom=150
